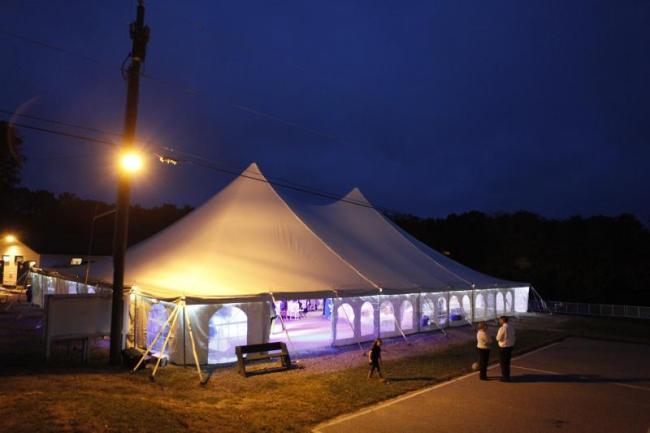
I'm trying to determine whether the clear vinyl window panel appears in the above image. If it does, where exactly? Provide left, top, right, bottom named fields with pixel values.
left=360, top=301, right=375, bottom=337
left=146, top=303, right=170, bottom=354
left=208, top=306, right=248, bottom=364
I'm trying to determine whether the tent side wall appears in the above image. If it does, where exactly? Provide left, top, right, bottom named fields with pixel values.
left=129, top=296, right=271, bottom=365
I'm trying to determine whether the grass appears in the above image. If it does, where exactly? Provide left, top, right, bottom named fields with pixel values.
left=0, top=314, right=648, bottom=433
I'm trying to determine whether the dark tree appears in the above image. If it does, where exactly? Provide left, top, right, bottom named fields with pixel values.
left=0, top=121, right=25, bottom=194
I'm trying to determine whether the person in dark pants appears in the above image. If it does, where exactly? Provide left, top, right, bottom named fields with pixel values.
left=476, top=321, right=491, bottom=380
left=496, top=316, right=516, bottom=382
left=367, top=338, right=383, bottom=379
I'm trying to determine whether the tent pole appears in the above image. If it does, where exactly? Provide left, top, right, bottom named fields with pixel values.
left=393, top=308, right=410, bottom=344
left=376, top=293, right=381, bottom=340
left=151, top=301, right=181, bottom=379
left=464, top=289, right=475, bottom=328
left=269, top=293, right=296, bottom=353
left=471, top=285, right=475, bottom=323
left=132, top=300, right=181, bottom=373
left=447, top=291, right=451, bottom=329
left=182, top=298, right=187, bottom=367
left=333, top=290, right=363, bottom=351
left=182, top=301, right=204, bottom=383
left=387, top=291, right=409, bottom=345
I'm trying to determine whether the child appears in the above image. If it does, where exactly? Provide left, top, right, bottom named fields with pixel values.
left=368, top=338, right=383, bottom=379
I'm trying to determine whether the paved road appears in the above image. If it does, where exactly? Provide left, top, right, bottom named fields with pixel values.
left=315, top=338, right=650, bottom=433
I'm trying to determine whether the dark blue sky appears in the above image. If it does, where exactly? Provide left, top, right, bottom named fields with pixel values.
left=1, top=0, right=649, bottom=219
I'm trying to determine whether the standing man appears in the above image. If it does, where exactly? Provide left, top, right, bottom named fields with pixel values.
left=476, top=321, right=492, bottom=380
left=496, top=316, right=515, bottom=382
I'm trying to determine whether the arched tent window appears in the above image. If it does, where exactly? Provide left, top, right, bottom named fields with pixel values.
left=474, top=294, right=486, bottom=320
left=379, top=301, right=395, bottom=334
left=336, top=303, right=355, bottom=340
left=505, top=291, right=514, bottom=313
left=147, top=303, right=169, bottom=354
left=360, top=302, right=375, bottom=337
left=496, top=292, right=505, bottom=315
left=462, top=295, right=472, bottom=318
left=208, top=306, right=247, bottom=364
left=420, top=297, right=434, bottom=327
left=449, top=296, right=462, bottom=321
left=487, top=292, right=497, bottom=318
left=400, top=300, right=414, bottom=330
left=436, top=297, right=447, bottom=325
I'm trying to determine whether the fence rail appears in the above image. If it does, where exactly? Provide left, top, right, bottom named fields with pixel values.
left=530, top=300, right=650, bottom=320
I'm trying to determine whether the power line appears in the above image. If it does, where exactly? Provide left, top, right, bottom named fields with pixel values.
left=4, top=121, right=116, bottom=147
left=0, top=28, right=108, bottom=65
left=3, top=115, right=387, bottom=211
left=1, top=29, right=350, bottom=143
left=0, top=28, right=199, bottom=94
left=0, top=109, right=122, bottom=138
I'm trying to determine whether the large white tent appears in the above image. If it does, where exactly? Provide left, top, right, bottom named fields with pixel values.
left=31, top=162, right=529, bottom=364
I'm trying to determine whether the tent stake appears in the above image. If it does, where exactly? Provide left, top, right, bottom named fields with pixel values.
left=151, top=302, right=181, bottom=380
left=182, top=301, right=205, bottom=384
left=132, top=301, right=181, bottom=373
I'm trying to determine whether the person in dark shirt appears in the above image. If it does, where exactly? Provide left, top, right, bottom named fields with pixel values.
left=367, top=338, right=383, bottom=379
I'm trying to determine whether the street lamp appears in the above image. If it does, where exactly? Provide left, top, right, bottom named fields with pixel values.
left=4, top=234, right=16, bottom=243
left=119, top=150, right=144, bottom=174
left=84, top=208, right=116, bottom=284
left=110, top=0, right=149, bottom=366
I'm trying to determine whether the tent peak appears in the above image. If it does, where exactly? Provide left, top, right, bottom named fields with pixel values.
left=343, top=187, right=371, bottom=206
left=242, top=162, right=266, bottom=180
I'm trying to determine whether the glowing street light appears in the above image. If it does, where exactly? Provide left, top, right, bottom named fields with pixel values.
left=5, top=234, right=16, bottom=243
left=119, top=150, right=144, bottom=174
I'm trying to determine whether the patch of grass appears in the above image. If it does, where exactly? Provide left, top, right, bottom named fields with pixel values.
left=0, top=327, right=563, bottom=433
left=3, top=313, right=649, bottom=433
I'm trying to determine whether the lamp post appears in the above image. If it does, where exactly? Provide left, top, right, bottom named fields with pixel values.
left=109, top=0, right=149, bottom=366
left=84, top=208, right=116, bottom=285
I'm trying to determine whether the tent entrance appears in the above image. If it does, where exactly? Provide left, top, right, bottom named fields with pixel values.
left=270, top=299, right=333, bottom=351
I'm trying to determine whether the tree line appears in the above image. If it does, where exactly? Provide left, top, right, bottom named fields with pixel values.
left=391, top=212, right=650, bottom=306
left=2, top=121, right=649, bottom=305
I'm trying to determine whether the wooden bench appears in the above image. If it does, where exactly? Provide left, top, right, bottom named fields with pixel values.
left=235, top=342, right=291, bottom=377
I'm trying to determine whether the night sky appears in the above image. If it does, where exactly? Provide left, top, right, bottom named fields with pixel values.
left=1, top=0, right=649, bottom=219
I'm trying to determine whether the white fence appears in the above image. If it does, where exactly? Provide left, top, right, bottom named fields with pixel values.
left=534, top=300, right=650, bottom=320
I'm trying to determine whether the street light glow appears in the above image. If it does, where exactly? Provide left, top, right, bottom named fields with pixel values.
left=120, top=151, right=144, bottom=174
left=5, top=234, right=16, bottom=243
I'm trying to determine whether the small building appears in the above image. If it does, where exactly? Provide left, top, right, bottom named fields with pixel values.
left=1, top=234, right=40, bottom=287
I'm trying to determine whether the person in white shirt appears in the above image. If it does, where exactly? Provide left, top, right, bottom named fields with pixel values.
left=496, top=316, right=516, bottom=382
left=476, top=321, right=492, bottom=380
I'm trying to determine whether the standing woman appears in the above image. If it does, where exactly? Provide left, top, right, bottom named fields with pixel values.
left=476, top=321, right=492, bottom=380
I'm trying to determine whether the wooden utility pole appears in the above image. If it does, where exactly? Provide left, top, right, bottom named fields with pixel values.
left=110, top=0, right=150, bottom=365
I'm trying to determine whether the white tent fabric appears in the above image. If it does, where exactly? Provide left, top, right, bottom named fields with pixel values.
left=287, top=188, right=458, bottom=292
left=73, top=162, right=522, bottom=302
left=86, top=163, right=376, bottom=302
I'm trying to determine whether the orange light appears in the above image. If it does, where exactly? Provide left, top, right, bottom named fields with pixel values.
left=5, top=235, right=16, bottom=243
left=120, top=151, right=144, bottom=174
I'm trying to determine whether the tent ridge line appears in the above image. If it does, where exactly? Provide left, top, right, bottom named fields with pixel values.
left=374, top=209, right=475, bottom=288
left=264, top=174, right=384, bottom=293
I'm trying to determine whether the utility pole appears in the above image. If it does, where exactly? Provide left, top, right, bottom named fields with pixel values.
left=110, top=0, right=150, bottom=365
